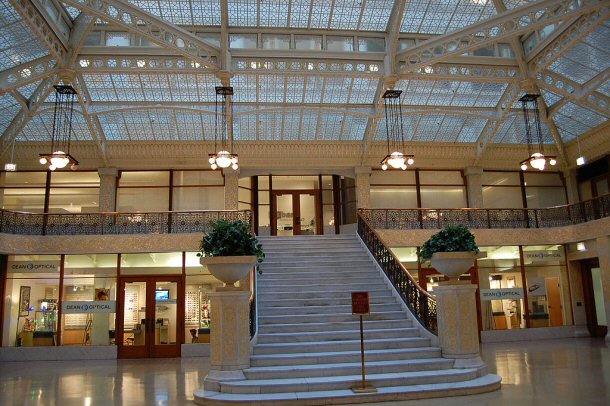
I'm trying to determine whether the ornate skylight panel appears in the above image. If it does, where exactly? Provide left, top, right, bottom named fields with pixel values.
left=232, top=74, right=258, bottom=103
left=228, top=0, right=258, bottom=26
left=457, top=117, right=487, bottom=142
left=317, top=112, right=343, bottom=140
left=127, top=1, right=221, bottom=26
left=502, top=0, right=535, bottom=9
left=98, top=112, right=127, bottom=140
left=398, top=80, right=507, bottom=108
left=400, top=0, right=496, bottom=35
left=493, top=113, right=554, bottom=144
left=20, top=111, right=91, bottom=141
left=374, top=114, right=419, bottom=141
left=309, top=0, right=332, bottom=29
left=342, top=114, right=368, bottom=141
left=0, top=94, right=21, bottom=136
left=256, top=111, right=282, bottom=141
left=553, top=102, right=608, bottom=141
left=411, top=114, right=445, bottom=141
left=329, top=1, right=363, bottom=30
left=598, top=80, right=610, bottom=97
left=540, top=88, right=562, bottom=106
left=398, top=80, right=433, bottom=105
left=0, top=4, right=50, bottom=71
left=61, top=3, right=80, bottom=20
left=289, top=0, right=311, bottom=28
left=173, top=110, right=205, bottom=140
left=233, top=113, right=257, bottom=140
left=322, top=77, right=352, bottom=104
left=359, top=0, right=393, bottom=31
left=303, top=77, right=324, bottom=104
left=286, top=76, right=305, bottom=103
left=282, top=110, right=301, bottom=141
left=548, top=23, right=610, bottom=84
left=258, top=75, right=285, bottom=103
left=299, top=109, right=319, bottom=140
left=349, top=78, right=379, bottom=104
left=259, top=0, right=290, bottom=27
left=16, top=80, right=42, bottom=100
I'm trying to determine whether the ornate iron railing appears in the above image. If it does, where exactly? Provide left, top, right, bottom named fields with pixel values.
left=0, top=209, right=252, bottom=236
left=359, top=193, right=610, bottom=230
left=249, top=277, right=257, bottom=340
left=357, top=212, right=438, bottom=335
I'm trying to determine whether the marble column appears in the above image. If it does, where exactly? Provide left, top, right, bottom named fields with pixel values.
left=203, top=288, right=251, bottom=391
left=464, top=166, right=484, bottom=208
left=355, top=166, right=372, bottom=209
left=224, top=170, right=239, bottom=210
left=97, top=168, right=118, bottom=212
left=434, top=283, right=484, bottom=369
left=596, top=236, right=610, bottom=343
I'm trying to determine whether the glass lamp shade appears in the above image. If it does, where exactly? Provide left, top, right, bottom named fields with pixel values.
left=387, top=151, right=405, bottom=169
left=50, top=151, right=69, bottom=169
left=530, top=153, right=546, bottom=170
left=215, top=150, right=232, bottom=168
left=4, top=163, right=16, bottom=171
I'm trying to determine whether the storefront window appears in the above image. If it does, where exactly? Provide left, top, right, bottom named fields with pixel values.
left=2, top=255, right=61, bottom=347
left=120, top=252, right=183, bottom=275
left=184, top=252, right=222, bottom=344
left=523, top=245, right=572, bottom=328
left=60, top=254, right=117, bottom=346
left=477, top=246, right=524, bottom=330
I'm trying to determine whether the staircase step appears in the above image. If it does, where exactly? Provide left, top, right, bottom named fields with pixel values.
left=243, top=358, right=454, bottom=380
left=253, top=337, right=430, bottom=355
left=257, top=288, right=390, bottom=300
left=258, top=296, right=395, bottom=308
left=258, top=283, right=388, bottom=294
left=257, top=319, right=412, bottom=334
left=262, top=258, right=373, bottom=266
left=256, top=327, right=420, bottom=344
left=259, top=303, right=400, bottom=316
left=259, top=311, right=406, bottom=325
left=249, top=347, right=442, bottom=367
left=259, top=276, right=382, bottom=287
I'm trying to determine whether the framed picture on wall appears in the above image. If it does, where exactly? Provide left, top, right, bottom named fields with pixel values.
left=19, top=286, right=31, bottom=317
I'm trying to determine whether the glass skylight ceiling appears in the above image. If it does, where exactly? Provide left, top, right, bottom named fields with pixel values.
left=0, top=0, right=608, bottom=159
left=0, top=2, right=50, bottom=70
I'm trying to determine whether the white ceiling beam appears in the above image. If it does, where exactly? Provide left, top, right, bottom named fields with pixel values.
left=396, top=0, right=606, bottom=74
left=536, top=69, right=610, bottom=116
left=0, top=56, right=58, bottom=93
left=8, top=0, right=67, bottom=63
left=73, top=74, right=109, bottom=165
left=68, top=13, right=97, bottom=67
left=0, top=75, right=58, bottom=156
left=528, top=7, right=610, bottom=74
left=61, top=0, right=220, bottom=71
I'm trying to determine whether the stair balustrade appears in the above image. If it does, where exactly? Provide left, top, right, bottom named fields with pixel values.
left=357, top=213, right=438, bottom=335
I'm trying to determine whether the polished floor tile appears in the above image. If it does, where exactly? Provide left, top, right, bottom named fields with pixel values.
left=0, top=338, right=608, bottom=406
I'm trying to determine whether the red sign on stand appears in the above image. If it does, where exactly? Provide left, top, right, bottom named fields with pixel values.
left=351, top=292, right=370, bottom=315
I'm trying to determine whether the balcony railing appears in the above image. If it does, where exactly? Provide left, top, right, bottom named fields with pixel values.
left=359, top=193, right=610, bottom=230
left=0, top=209, right=252, bottom=236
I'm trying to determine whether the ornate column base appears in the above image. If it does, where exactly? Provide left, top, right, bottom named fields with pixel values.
left=434, top=283, right=485, bottom=369
left=203, top=288, right=251, bottom=392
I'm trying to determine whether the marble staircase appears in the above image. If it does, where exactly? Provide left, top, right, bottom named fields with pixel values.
left=195, top=234, right=501, bottom=405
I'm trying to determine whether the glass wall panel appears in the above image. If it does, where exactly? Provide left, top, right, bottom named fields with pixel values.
left=477, top=246, right=524, bottom=331
left=230, top=34, right=257, bottom=48
left=482, top=171, right=520, bottom=186
left=262, top=34, right=290, bottom=49
left=51, top=172, right=100, bottom=187
left=523, top=172, right=563, bottom=186
left=323, top=206, right=335, bottom=235
left=61, top=254, right=117, bottom=346
left=238, top=188, right=251, bottom=203
left=172, top=187, right=224, bottom=211
left=117, top=188, right=170, bottom=211
left=327, top=36, right=354, bottom=51
left=295, top=35, right=322, bottom=50
left=119, top=171, right=169, bottom=187
left=1, top=172, right=47, bottom=187
left=185, top=252, right=222, bottom=344
left=370, top=171, right=416, bottom=185
left=522, top=245, right=572, bottom=328
left=173, top=171, right=223, bottom=186
left=525, top=187, right=566, bottom=208
left=272, top=176, right=318, bottom=190
left=420, top=186, right=466, bottom=208
left=0, top=188, right=46, bottom=212
left=48, top=187, right=100, bottom=213
left=482, top=186, right=523, bottom=208
left=120, top=252, right=183, bottom=275
left=258, top=191, right=270, bottom=205
left=419, top=171, right=463, bottom=185
left=370, top=187, right=417, bottom=208
left=2, top=255, right=61, bottom=347
left=358, top=37, right=384, bottom=52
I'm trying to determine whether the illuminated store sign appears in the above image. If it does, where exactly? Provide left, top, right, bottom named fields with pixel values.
left=62, top=301, right=116, bottom=314
left=523, top=250, right=564, bottom=262
left=480, top=288, right=524, bottom=301
left=10, top=261, right=60, bottom=272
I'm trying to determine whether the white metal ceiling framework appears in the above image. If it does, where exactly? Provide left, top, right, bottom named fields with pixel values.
left=0, top=0, right=608, bottom=169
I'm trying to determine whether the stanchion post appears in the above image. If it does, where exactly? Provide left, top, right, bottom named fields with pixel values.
left=351, top=291, right=377, bottom=394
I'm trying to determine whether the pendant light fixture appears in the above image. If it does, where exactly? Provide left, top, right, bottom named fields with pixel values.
left=208, top=86, right=238, bottom=171
left=380, top=89, right=414, bottom=171
left=4, top=138, right=17, bottom=171
left=519, top=94, right=556, bottom=171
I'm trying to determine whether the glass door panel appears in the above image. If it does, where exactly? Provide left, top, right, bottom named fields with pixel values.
left=122, top=281, right=146, bottom=348
left=276, top=194, right=294, bottom=236
left=299, top=194, right=316, bottom=235
left=154, top=281, right=177, bottom=346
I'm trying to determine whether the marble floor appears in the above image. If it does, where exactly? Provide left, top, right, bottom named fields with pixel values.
left=0, top=338, right=608, bottom=406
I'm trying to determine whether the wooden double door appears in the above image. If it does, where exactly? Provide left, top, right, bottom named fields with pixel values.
left=272, top=190, right=321, bottom=236
left=117, top=275, right=184, bottom=358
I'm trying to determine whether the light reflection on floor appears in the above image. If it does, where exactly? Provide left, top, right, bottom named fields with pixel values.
left=0, top=339, right=608, bottom=405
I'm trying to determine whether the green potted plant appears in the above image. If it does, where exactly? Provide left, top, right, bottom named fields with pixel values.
left=198, top=220, right=264, bottom=287
left=419, top=224, right=479, bottom=280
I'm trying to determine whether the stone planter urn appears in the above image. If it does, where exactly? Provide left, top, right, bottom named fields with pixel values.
left=200, top=256, right=257, bottom=287
left=431, top=252, right=477, bottom=280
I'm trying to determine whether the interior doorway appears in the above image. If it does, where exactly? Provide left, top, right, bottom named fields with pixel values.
left=272, top=191, right=320, bottom=236
left=580, top=259, right=608, bottom=338
left=117, top=275, right=183, bottom=358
